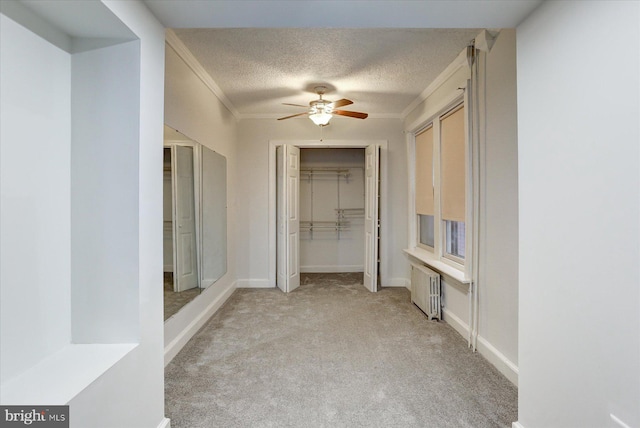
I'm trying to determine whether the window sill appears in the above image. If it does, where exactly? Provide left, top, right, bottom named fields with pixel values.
left=0, top=343, right=137, bottom=405
left=403, top=247, right=470, bottom=284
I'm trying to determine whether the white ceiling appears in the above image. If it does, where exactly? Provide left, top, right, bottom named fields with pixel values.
left=145, top=1, right=543, bottom=120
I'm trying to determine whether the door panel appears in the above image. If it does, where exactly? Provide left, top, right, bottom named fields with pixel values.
left=276, top=146, right=286, bottom=292
left=173, top=145, right=198, bottom=292
left=276, top=145, right=301, bottom=292
left=286, top=146, right=300, bottom=292
left=363, top=144, right=380, bottom=292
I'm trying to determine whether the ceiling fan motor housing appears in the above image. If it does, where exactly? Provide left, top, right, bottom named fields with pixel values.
left=310, top=99, right=333, bottom=115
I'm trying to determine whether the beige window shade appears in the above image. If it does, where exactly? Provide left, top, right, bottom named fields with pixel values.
left=415, top=126, right=434, bottom=215
left=440, top=105, right=466, bottom=222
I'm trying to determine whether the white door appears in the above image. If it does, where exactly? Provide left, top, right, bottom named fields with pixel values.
left=173, top=145, right=199, bottom=292
left=363, top=144, right=380, bottom=292
left=276, top=145, right=300, bottom=293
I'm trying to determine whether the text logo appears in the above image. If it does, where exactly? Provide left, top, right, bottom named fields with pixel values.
left=0, top=406, right=68, bottom=428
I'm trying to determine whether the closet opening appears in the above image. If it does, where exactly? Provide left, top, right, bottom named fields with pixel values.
left=299, top=148, right=366, bottom=275
left=275, top=143, right=381, bottom=293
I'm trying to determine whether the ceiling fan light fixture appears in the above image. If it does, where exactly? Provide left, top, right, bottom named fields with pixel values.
left=309, top=112, right=332, bottom=126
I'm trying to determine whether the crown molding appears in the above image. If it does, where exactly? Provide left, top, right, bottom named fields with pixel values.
left=165, top=29, right=240, bottom=120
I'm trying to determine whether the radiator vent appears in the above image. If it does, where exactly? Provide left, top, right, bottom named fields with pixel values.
left=411, top=264, right=441, bottom=321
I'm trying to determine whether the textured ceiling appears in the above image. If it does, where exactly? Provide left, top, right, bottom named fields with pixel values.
left=172, top=28, right=481, bottom=118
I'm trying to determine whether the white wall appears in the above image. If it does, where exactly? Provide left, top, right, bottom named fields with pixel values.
left=404, top=30, right=520, bottom=384
left=477, top=29, right=519, bottom=377
left=0, top=12, right=72, bottom=383
left=68, top=1, right=167, bottom=426
left=236, top=118, right=408, bottom=287
left=163, top=42, right=238, bottom=363
left=70, top=39, right=141, bottom=344
left=1, top=1, right=167, bottom=426
left=300, top=148, right=365, bottom=272
left=516, top=2, right=639, bottom=427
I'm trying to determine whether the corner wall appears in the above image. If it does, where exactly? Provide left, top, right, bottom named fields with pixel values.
left=516, top=2, right=639, bottom=427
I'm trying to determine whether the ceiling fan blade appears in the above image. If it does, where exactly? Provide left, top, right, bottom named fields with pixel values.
left=333, top=110, right=368, bottom=119
left=277, top=112, right=308, bottom=120
left=331, top=98, right=353, bottom=108
left=282, top=103, right=308, bottom=108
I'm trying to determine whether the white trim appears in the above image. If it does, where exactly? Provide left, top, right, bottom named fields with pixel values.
left=405, top=84, right=468, bottom=135
left=402, top=48, right=468, bottom=119
left=442, top=308, right=470, bottom=339
left=404, top=248, right=469, bottom=284
left=300, top=265, right=364, bottom=273
left=443, top=310, right=519, bottom=386
left=387, top=277, right=410, bottom=288
left=157, top=418, right=171, bottom=428
left=268, top=139, right=389, bottom=291
left=236, top=279, right=273, bottom=288
left=164, top=281, right=236, bottom=366
left=165, top=29, right=240, bottom=120
left=512, top=422, right=525, bottom=428
left=476, top=335, right=519, bottom=386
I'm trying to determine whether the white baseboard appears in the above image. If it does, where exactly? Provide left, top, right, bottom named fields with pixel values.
left=476, top=335, right=519, bottom=386
left=236, top=279, right=273, bottom=288
left=512, top=422, right=524, bottom=428
left=163, top=265, right=173, bottom=272
left=386, top=277, right=410, bottom=288
left=164, top=281, right=236, bottom=366
left=300, top=265, right=364, bottom=273
left=442, top=308, right=470, bottom=338
left=442, top=308, right=519, bottom=386
left=157, top=417, right=171, bottom=428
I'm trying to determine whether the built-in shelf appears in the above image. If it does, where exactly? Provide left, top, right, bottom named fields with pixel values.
left=301, top=167, right=351, bottom=181
left=0, top=344, right=137, bottom=405
left=403, top=247, right=470, bottom=284
left=335, top=208, right=364, bottom=218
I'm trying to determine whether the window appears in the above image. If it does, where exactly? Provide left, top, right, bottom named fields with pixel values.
left=413, top=101, right=467, bottom=268
left=419, top=214, right=435, bottom=248
left=415, top=126, right=434, bottom=249
left=440, top=105, right=466, bottom=263
left=444, top=220, right=465, bottom=259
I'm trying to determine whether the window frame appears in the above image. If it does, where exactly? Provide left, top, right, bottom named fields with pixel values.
left=411, top=94, right=470, bottom=274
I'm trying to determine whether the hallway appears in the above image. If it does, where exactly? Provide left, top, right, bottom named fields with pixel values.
left=165, top=274, right=517, bottom=427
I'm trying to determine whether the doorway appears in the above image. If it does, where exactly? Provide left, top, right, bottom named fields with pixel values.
left=272, top=141, right=384, bottom=293
left=299, top=148, right=366, bottom=273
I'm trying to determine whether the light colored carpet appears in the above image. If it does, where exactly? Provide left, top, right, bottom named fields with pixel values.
left=164, top=272, right=201, bottom=321
left=165, top=273, right=517, bottom=427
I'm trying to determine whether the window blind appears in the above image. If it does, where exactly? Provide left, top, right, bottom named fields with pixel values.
left=440, top=105, right=465, bottom=222
left=415, top=126, right=434, bottom=216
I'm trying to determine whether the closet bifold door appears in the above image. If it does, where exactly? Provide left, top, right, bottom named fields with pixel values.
left=363, top=144, right=380, bottom=292
left=276, top=145, right=300, bottom=293
left=172, top=145, right=199, bottom=292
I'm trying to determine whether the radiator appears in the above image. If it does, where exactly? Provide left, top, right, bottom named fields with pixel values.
left=410, top=264, right=441, bottom=321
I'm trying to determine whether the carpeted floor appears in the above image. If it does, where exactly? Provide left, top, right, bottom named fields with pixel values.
left=164, top=272, right=201, bottom=320
left=165, top=273, right=517, bottom=427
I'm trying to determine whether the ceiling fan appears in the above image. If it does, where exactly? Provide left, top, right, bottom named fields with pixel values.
left=277, top=86, right=368, bottom=126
